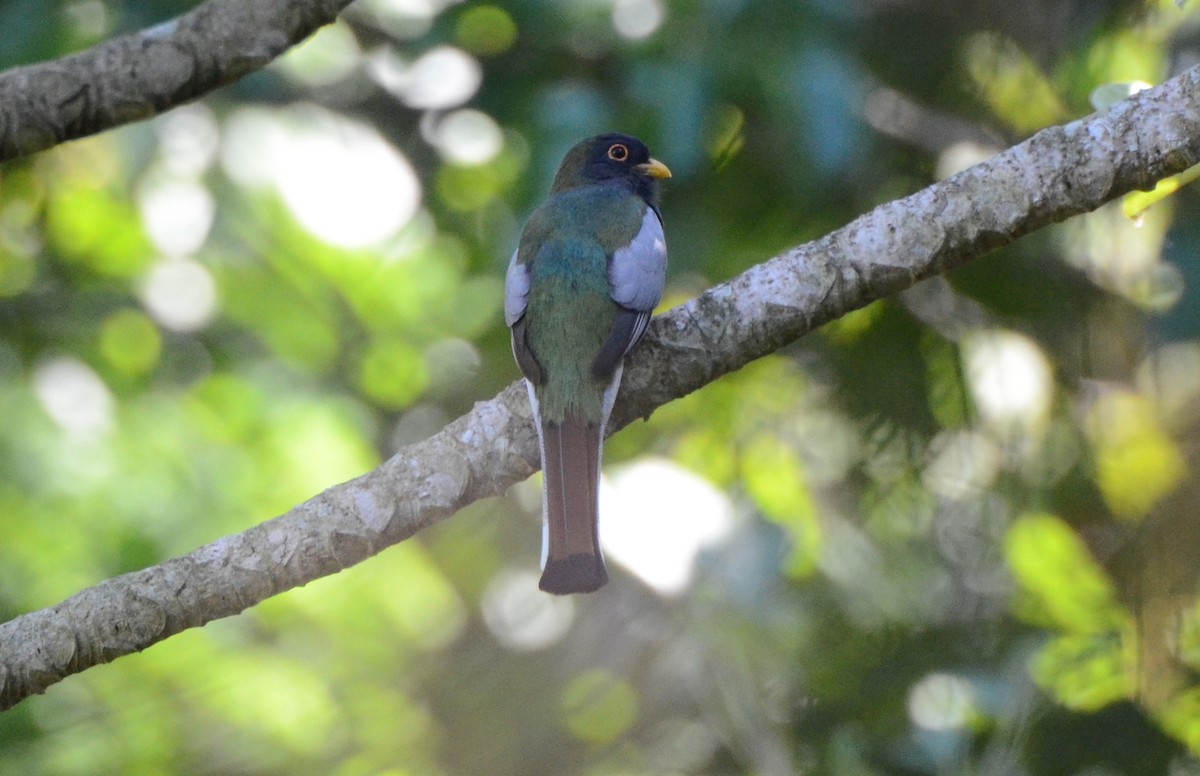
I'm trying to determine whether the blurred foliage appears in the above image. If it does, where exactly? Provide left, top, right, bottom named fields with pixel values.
left=3, top=0, right=1200, bottom=774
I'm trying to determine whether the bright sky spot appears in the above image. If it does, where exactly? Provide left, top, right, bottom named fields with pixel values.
left=961, top=329, right=1053, bottom=434
left=62, top=0, right=110, bottom=39
left=612, top=0, right=665, bottom=39
left=364, top=0, right=437, bottom=19
left=1061, top=203, right=1169, bottom=303
left=364, top=48, right=409, bottom=97
left=138, top=178, right=215, bottom=257
left=33, top=357, right=114, bottom=436
left=1089, top=81, right=1152, bottom=111
left=907, top=673, right=975, bottom=731
left=482, top=569, right=575, bottom=650
left=274, top=20, right=362, bottom=87
left=600, top=458, right=733, bottom=596
left=221, top=106, right=422, bottom=248
left=937, top=141, right=994, bottom=179
left=139, top=258, right=218, bottom=332
left=922, top=429, right=1000, bottom=500
left=427, top=109, right=504, bottom=165
left=404, top=46, right=481, bottom=109
left=355, top=0, right=459, bottom=38
left=156, top=104, right=219, bottom=176
left=219, top=108, right=285, bottom=187
left=277, top=111, right=421, bottom=247
left=368, top=45, right=482, bottom=110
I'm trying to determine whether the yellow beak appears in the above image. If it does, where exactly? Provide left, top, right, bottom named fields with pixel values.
left=637, top=158, right=672, bottom=179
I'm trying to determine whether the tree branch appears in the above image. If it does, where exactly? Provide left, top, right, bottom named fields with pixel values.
left=0, top=0, right=355, bottom=162
left=2, top=65, right=1198, bottom=711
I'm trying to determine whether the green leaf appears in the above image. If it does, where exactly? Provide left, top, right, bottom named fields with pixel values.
left=1005, top=512, right=1129, bottom=633
left=560, top=671, right=638, bottom=745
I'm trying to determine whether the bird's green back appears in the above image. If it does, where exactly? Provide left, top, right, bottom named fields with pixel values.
left=519, top=186, right=646, bottom=422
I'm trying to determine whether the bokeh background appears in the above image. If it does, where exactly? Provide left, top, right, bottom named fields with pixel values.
left=3, top=0, right=1200, bottom=773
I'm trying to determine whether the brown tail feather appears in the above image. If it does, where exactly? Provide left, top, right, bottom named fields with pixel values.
left=539, top=415, right=607, bottom=594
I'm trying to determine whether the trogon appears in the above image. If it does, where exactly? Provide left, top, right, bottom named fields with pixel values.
left=504, top=133, right=671, bottom=595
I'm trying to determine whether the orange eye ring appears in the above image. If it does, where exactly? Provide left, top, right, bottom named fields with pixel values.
left=607, top=143, right=629, bottom=161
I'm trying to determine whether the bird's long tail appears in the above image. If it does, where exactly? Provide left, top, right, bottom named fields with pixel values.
left=538, top=413, right=607, bottom=594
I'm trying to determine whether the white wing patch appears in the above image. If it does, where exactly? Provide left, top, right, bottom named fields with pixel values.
left=504, top=248, right=530, bottom=326
left=608, top=208, right=666, bottom=313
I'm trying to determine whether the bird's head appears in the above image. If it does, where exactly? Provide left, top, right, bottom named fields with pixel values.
left=550, top=133, right=671, bottom=202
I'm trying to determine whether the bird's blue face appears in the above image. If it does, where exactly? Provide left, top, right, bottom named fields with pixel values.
left=550, top=133, right=670, bottom=201
left=578, top=134, right=654, bottom=181
left=573, top=133, right=670, bottom=204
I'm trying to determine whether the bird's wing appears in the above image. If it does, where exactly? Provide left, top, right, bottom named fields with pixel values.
left=504, top=247, right=530, bottom=326
left=608, top=206, right=667, bottom=312
left=504, top=247, right=543, bottom=384
left=592, top=206, right=667, bottom=379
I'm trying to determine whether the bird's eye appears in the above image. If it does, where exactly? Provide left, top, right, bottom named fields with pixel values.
left=607, top=143, right=629, bottom=161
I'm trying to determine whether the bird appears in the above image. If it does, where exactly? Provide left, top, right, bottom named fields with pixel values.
left=504, top=133, right=670, bottom=595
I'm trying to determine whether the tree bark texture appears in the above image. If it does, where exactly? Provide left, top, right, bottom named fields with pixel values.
left=0, top=41, right=1198, bottom=709
left=0, top=0, right=355, bottom=161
